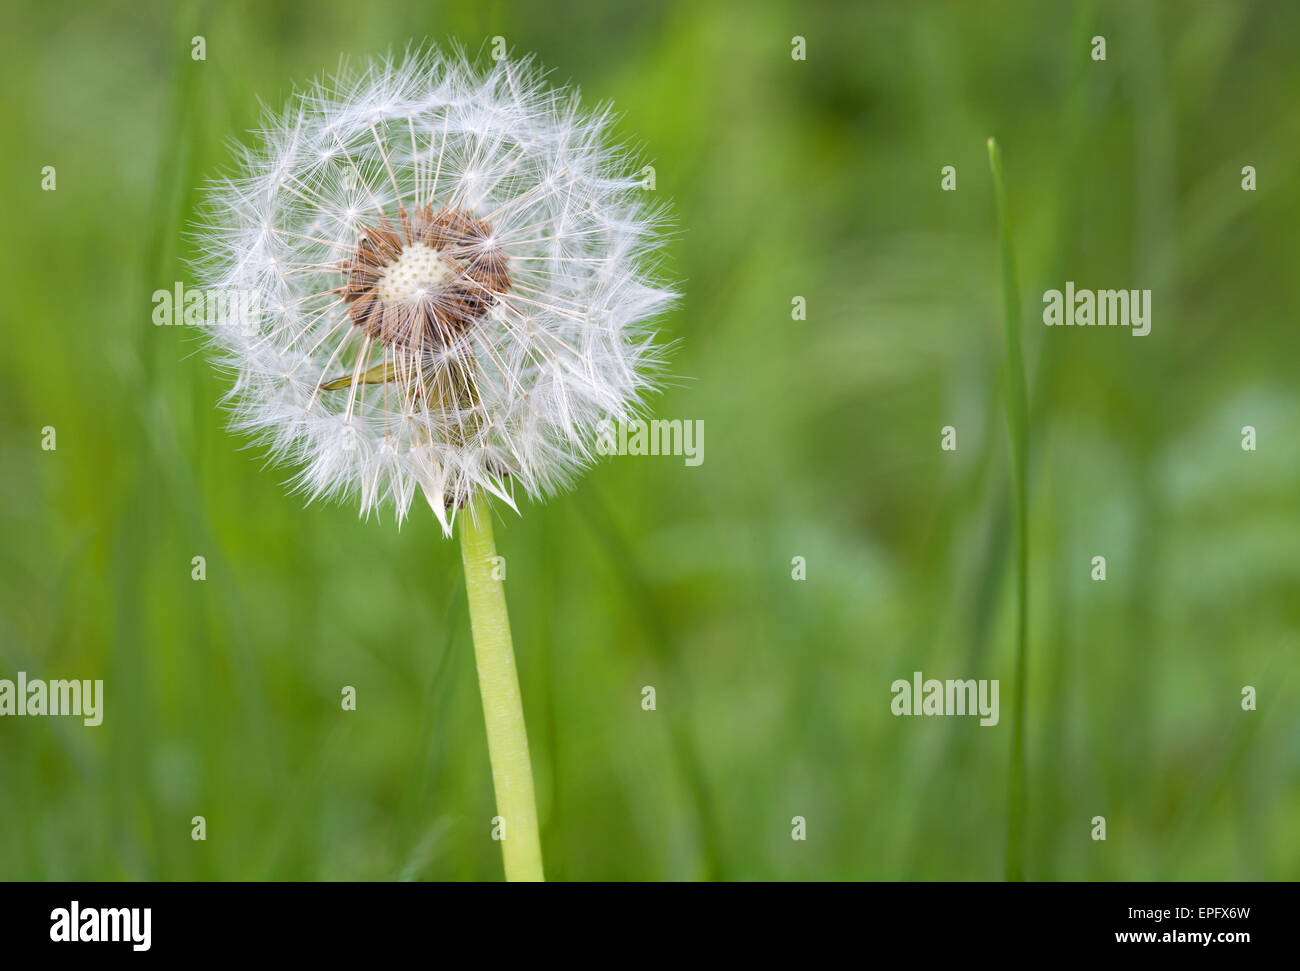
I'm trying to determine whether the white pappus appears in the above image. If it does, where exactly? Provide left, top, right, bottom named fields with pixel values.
left=192, top=47, right=677, bottom=534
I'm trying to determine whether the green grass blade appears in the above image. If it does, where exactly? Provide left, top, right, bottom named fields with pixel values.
left=987, top=137, right=1030, bottom=881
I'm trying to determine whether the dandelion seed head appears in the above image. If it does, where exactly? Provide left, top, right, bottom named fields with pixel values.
left=193, top=46, right=676, bottom=534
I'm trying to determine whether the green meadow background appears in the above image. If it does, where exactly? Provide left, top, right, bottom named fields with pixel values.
left=1, top=0, right=1297, bottom=880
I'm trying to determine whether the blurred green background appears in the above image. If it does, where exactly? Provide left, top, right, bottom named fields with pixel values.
left=2, top=0, right=1298, bottom=880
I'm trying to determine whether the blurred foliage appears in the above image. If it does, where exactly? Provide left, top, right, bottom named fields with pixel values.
left=1, top=0, right=1297, bottom=880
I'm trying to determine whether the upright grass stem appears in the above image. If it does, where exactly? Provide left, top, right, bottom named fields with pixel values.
left=458, top=494, right=544, bottom=882
left=987, top=138, right=1030, bottom=881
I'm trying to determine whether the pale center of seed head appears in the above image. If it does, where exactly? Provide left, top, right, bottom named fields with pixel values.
left=376, top=243, right=458, bottom=305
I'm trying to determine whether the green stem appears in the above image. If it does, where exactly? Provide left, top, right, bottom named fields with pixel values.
left=988, top=138, right=1030, bottom=882
left=458, top=494, right=544, bottom=882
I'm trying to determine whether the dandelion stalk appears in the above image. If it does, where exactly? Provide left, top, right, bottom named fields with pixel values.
left=458, top=494, right=544, bottom=882
left=987, top=137, right=1029, bottom=881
